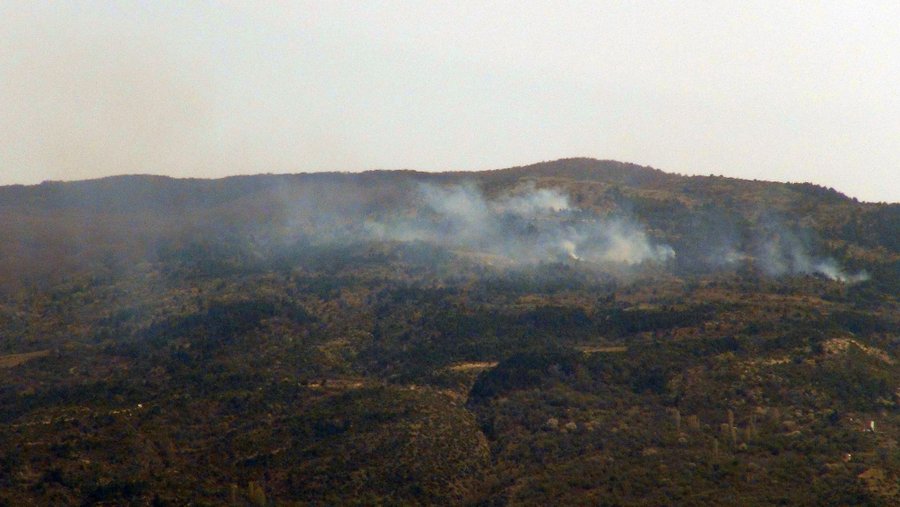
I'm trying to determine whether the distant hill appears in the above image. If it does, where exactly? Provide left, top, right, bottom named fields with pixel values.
left=1, top=159, right=898, bottom=505
left=1, top=158, right=897, bottom=291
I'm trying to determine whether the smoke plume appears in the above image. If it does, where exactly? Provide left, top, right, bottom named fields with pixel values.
left=365, top=183, right=675, bottom=266
left=756, top=228, right=869, bottom=283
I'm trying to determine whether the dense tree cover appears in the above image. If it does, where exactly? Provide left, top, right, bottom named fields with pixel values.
left=0, top=161, right=897, bottom=504
left=0, top=237, right=895, bottom=505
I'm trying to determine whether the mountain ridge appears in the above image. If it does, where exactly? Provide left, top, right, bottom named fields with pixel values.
left=2, top=158, right=889, bottom=206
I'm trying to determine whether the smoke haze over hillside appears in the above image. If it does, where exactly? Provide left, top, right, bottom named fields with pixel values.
left=363, top=183, right=675, bottom=266
left=756, top=229, right=869, bottom=283
left=0, top=162, right=890, bottom=290
left=273, top=181, right=866, bottom=283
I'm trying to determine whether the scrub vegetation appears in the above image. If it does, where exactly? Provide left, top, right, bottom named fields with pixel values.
left=0, top=159, right=897, bottom=505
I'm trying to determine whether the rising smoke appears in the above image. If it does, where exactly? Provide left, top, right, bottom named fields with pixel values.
left=755, top=230, right=869, bottom=283
left=357, top=182, right=868, bottom=284
left=364, top=183, right=675, bottom=266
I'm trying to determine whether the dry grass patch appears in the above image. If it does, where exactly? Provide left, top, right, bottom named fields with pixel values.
left=448, top=361, right=498, bottom=372
left=0, top=350, right=50, bottom=369
left=823, top=338, right=895, bottom=365
left=577, top=345, right=628, bottom=354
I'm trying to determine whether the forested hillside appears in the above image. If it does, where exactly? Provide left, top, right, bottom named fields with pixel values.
left=1, top=159, right=897, bottom=505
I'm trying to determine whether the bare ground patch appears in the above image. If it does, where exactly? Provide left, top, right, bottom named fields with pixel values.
left=0, top=350, right=50, bottom=369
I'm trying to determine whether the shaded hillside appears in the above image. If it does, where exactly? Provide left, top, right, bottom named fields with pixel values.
left=1, top=159, right=897, bottom=291
left=0, top=159, right=898, bottom=505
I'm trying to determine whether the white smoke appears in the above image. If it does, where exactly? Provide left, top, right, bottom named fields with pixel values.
left=587, top=219, right=675, bottom=265
left=722, top=248, right=749, bottom=266
left=757, top=230, right=869, bottom=283
left=494, top=183, right=571, bottom=216
left=810, top=258, right=870, bottom=284
left=560, top=239, right=580, bottom=260
left=420, top=183, right=492, bottom=227
left=367, top=183, right=674, bottom=266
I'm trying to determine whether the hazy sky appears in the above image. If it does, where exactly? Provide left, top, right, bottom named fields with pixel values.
left=1, top=1, right=898, bottom=202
